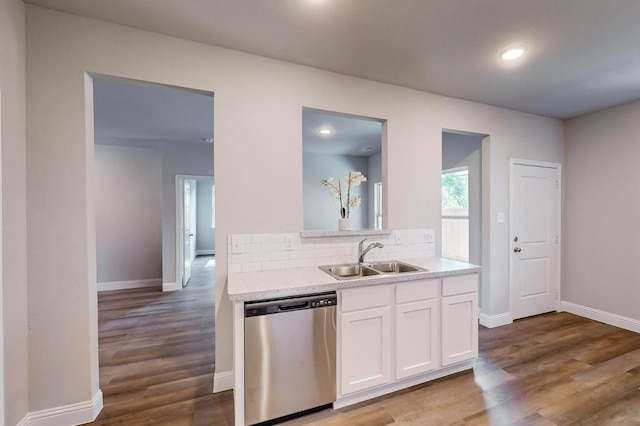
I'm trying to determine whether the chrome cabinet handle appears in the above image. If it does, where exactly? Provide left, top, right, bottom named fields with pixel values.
left=514, top=247, right=522, bottom=253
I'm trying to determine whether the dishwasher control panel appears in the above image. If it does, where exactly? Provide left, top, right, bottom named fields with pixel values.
left=310, top=298, right=337, bottom=308
left=245, top=292, right=337, bottom=317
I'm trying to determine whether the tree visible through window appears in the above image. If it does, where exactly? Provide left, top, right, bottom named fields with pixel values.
left=442, top=168, right=469, bottom=262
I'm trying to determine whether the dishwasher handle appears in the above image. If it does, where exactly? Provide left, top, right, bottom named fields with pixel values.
left=278, top=301, right=309, bottom=311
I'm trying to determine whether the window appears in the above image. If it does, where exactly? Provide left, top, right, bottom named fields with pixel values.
left=442, top=168, right=469, bottom=262
left=374, top=182, right=383, bottom=229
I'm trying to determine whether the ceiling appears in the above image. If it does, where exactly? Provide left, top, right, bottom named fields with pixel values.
left=28, top=0, right=640, bottom=120
left=303, top=109, right=382, bottom=157
left=93, top=75, right=214, bottom=145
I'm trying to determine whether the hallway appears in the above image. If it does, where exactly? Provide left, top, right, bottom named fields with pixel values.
left=89, top=255, right=223, bottom=425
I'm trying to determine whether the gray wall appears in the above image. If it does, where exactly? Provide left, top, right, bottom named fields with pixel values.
left=565, top=100, right=640, bottom=321
left=94, top=144, right=163, bottom=283
left=24, top=5, right=563, bottom=414
left=196, top=179, right=215, bottom=253
left=303, top=152, right=369, bottom=230
left=1, top=0, right=28, bottom=423
left=161, top=142, right=214, bottom=287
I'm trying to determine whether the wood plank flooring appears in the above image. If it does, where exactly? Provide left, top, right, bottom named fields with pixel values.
left=87, top=269, right=640, bottom=425
left=85, top=255, right=231, bottom=425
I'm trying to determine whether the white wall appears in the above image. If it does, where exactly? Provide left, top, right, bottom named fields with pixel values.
left=1, top=0, right=28, bottom=423
left=94, top=144, right=162, bottom=283
left=196, top=179, right=215, bottom=253
left=564, top=100, right=640, bottom=321
left=25, top=5, right=563, bottom=414
left=303, top=153, right=369, bottom=230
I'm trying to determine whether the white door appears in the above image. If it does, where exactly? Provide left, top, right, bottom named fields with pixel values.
left=511, top=162, right=560, bottom=320
left=183, top=180, right=194, bottom=286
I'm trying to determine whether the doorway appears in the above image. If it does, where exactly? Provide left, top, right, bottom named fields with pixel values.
left=90, top=74, right=216, bottom=420
left=177, top=175, right=216, bottom=288
left=510, top=159, right=561, bottom=319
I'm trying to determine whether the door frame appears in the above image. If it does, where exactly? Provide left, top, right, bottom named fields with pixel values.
left=509, top=158, right=562, bottom=318
left=176, top=174, right=213, bottom=289
left=0, top=91, right=5, bottom=422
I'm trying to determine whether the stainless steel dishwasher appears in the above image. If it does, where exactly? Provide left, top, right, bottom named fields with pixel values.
left=244, top=292, right=337, bottom=425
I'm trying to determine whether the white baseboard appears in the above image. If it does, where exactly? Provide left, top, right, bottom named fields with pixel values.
left=213, top=369, right=234, bottom=393
left=479, top=311, right=513, bottom=328
left=163, top=281, right=180, bottom=292
left=21, top=390, right=103, bottom=426
left=97, top=278, right=161, bottom=292
left=196, top=250, right=215, bottom=256
left=562, top=301, right=640, bottom=333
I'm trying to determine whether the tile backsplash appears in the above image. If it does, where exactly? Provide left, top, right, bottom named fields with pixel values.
left=228, top=229, right=436, bottom=273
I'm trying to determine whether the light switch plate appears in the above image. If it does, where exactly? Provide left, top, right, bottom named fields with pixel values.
left=231, top=237, right=244, bottom=254
left=285, top=236, right=295, bottom=251
left=497, top=212, right=505, bottom=223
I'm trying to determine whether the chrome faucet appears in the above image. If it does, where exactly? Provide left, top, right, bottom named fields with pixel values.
left=358, top=238, right=384, bottom=264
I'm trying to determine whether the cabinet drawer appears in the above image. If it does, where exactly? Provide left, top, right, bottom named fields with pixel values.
left=396, top=279, right=439, bottom=304
left=442, top=274, right=478, bottom=297
left=341, top=285, right=392, bottom=312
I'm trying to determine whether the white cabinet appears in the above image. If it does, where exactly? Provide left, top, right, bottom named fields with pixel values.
left=395, top=280, right=439, bottom=379
left=441, top=275, right=478, bottom=366
left=339, top=286, right=393, bottom=396
left=338, top=272, right=479, bottom=402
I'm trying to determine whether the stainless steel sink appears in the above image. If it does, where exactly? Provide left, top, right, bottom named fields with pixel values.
left=366, top=260, right=427, bottom=274
left=319, top=260, right=427, bottom=280
left=318, top=264, right=380, bottom=280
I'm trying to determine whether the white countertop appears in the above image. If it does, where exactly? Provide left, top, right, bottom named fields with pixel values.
left=228, top=257, right=481, bottom=302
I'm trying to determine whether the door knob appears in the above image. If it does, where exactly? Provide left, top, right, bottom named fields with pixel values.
left=514, top=247, right=521, bottom=253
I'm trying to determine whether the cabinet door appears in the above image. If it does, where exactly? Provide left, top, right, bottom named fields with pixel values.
left=395, top=299, right=438, bottom=379
left=340, top=306, right=392, bottom=395
left=441, top=292, right=478, bottom=366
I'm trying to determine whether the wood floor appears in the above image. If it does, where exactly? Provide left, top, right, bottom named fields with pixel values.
left=86, top=255, right=228, bottom=425
left=88, top=268, right=640, bottom=425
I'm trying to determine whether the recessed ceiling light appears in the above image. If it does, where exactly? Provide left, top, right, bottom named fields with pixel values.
left=318, top=128, right=332, bottom=135
left=500, top=46, right=527, bottom=61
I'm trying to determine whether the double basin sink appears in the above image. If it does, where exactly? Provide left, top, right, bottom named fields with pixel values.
left=319, top=260, right=427, bottom=280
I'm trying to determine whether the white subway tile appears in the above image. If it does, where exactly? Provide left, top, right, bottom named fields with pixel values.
left=262, top=261, right=282, bottom=270
left=242, top=262, right=261, bottom=272
left=298, top=258, right=316, bottom=268
left=251, top=252, right=271, bottom=262
left=270, top=251, right=289, bottom=261
left=262, top=242, right=285, bottom=252
left=228, top=264, right=242, bottom=273
left=230, top=253, right=251, bottom=264
left=281, top=260, right=299, bottom=269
